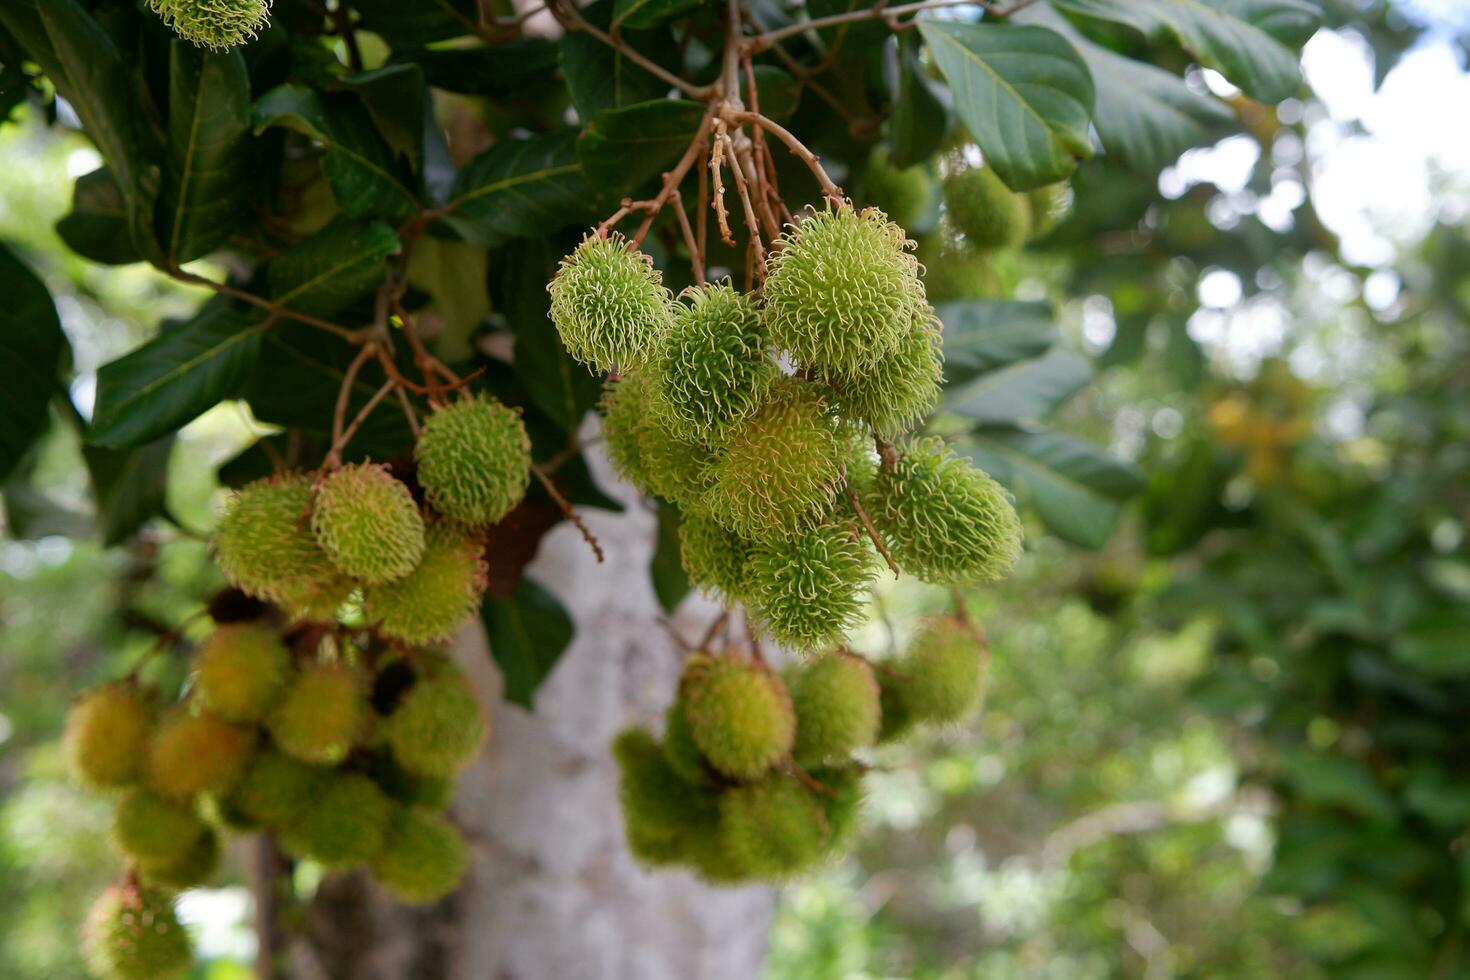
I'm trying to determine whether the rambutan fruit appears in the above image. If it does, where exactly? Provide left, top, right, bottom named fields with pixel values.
left=266, top=661, right=369, bottom=766
left=371, top=807, right=469, bottom=904
left=414, top=394, right=532, bottom=527
left=232, top=750, right=324, bottom=828
left=384, top=662, right=487, bottom=779
left=82, top=884, right=191, bottom=980
left=147, top=0, right=271, bottom=51
left=146, top=709, right=254, bottom=800
left=652, top=283, right=775, bottom=442
left=823, top=313, right=942, bottom=439
left=364, top=522, right=487, bottom=646
left=863, top=146, right=933, bottom=230
left=279, top=772, right=391, bottom=869
left=943, top=165, right=1031, bottom=251
left=311, top=463, right=426, bottom=584
left=137, top=829, right=220, bottom=890
left=548, top=233, right=673, bottom=371
left=613, top=728, right=719, bottom=866
left=111, top=788, right=206, bottom=866
left=893, top=615, right=985, bottom=725
left=678, top=510, right=755, bottom=605
left=746, top=521, right=874, bottom=651
left=64, top=683, right=154, bottom=790
left=191, top=623, right=291, bottom=724
left=787, top=653, right=881, bottom=767
left=680, top=653, right=795, bottom=781
left=718, top=774, right=829, bottom=877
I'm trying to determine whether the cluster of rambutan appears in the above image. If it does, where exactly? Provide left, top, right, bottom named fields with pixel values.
left=614, top=615, right=985, bottom=882
left=65, top=621, right=486, bottom=979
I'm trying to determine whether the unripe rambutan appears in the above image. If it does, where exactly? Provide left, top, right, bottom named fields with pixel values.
left=365, top=523, right=488, bottom=646
left=192, top=623, right=291, bottom=723
left=371, top=807, right=470, bottom=904
left=614, top=728, right=720, bottom=865
left=944, top=165, right=1031, bottom=251
left=64, top=683, right=154, bottom=790
left=82, top=884, right=191, bottom=980
left=894, top=615, right=985, bottom=725
left=147, top=0, right=271, bottom=51
left=809, top=764, right=865, bottom=851
left=138, top=829, right=220, bottom=890
left=762, top=203, right=928, bottom=374
left=678, top=510, right=755, bottom=605
left=548, top=233, right=673, bottom=371
left=680, top=654, right=795, bottom=781
left=707, top=378, right=845, bottom=539
left=640, top=417, right=720, bottom=507
left=598, top=372, right=719, bottom=504
left=312, top=464, right=426, bottom=584
left=232, top=750, right=324, bottom=828
left=385, top=663, right=487, bottom=779
left=876, top=667, right=916, bottom=743
left=267, top=662, right=369, bottom=765
left=1027, top=183, right=1069, bottom=238
left=653, top=283, right=775, bottom=442
left=719, top=775, right=829, bottom=877
left=746, top=522, right=874, bottom=651
left=212, top=474, right=354, bottom=622
left=598, top=374, right=658, bottom=494
left=868, top=437, right=1021, bottom=584
left=864, top=146, right=933, bottom=230
left=414, top=394, right=531, bottom=527
left=787, top=653, right=881, bottom=767
left=146, top=709, right=254, bottom=800
left=112, top=788, right=206, bottom=866
left=279, top=772, right=391, bottom=869
left=917, top=240, right=998, bottom=302
left=824, top=314, right=942, bottom=439
left=683, top=820, right=754, bottom=885
left=661, top=695, right=715, bottom=787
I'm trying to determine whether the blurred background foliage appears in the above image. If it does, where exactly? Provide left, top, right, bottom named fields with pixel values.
left=7, top=1, right=1470, bottom=978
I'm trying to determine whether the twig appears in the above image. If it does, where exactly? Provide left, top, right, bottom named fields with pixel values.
left=708, top=131, right=737, bottom=246
left=720, top=132, right=767, bottom=278
left=550, top=0, right=714, bottom=100
left=330, top=0, right=363, bottom=72
left=632, top=113, right=715, bottom=244
left=394, top=385, right=421, bottom=438
left=698, top=610, right=729, bottom=650
left=327, top=379, right=395, bottom=464
left=668, top=189, right=705, bottom=284
left=328, top=344, right=377, bottom=467
left=847, top=481, right=899, bottom=576
left=726, top=109, right=844, bottom=200
left=168, top=265, right=361, bottom=342
left=125, top=608, right=210, bottom=680
left=786, top=760, right=837, bottom=797
left=531, top=465, right=605, bottom=563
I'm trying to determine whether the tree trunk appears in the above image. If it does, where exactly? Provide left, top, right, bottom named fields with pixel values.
left=286, top=452, right=777, bottom=980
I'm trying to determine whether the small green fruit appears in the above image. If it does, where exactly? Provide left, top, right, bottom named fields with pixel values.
left=267, top=662, right=369, bottom=766
left=719, top=775, right=829, bottom=877
left=1027, top=183, right=1069, bottom=238
left=746, top=521, right=874, bottom=651
left=548, top=233, right=673, bottom=371
left=943, top=166, right=1031, bottom=251
left=212, top=474, right=354, bottom=621
left=652, top=283, right=775, bottom=442
left=82, top=884, right=192, bottom=980
left=678, top=510, right=755, bottom=605
left=280, top=772, right=392, bottom=870
left=365, top=522, right=487, bottom=646
left=762, top=203, right=928, bottom=374
left=415, top=394, right=532, bottom=527
left=311, top=463, right=426, bottom=584
left=64, top=683, right=153, bottom=790
left=385, top=663, right=487, bottom=779
left=614, top=728, right=719, bottom=866
left=148, top=0, right=271, bottom=51
left=138, top=830, right=220, bottom=890
left=112, top=789, right=206, bottom=865
left=876, top=668, right=916, bottom=743
left=371, top=807, right=470, bottom=904
left=824, top=314, right=942, bottom=439
left=708, top=378, right=845, bottom=539
left=896, top=615, right=985, bottom=725
left=868, top=437, right=1021, bottom=584
left=232, top=750, right=324, bottom=828
left=146, top=709, right=255, bottom=800
left=680, top=654, right=795, bottom=781
left=661, top=695, right=715, bottom=787
left=787, top=653, right=881, bottom=767
left=599, top=374, right=658, bottom=495
left=192, top=623, right=291, bottom=723
left=600, top=373, right=720, bottom=505
left=863, top=146, right=933, bottom=230
left=917, top=239, right=997, bottom=303
left=809, top=765, right=865, bottom=852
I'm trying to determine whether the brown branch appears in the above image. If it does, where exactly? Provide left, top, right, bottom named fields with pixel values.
left=698, top=609, right=730, bottom=650
left=847, top=481, right=899, bottom=576
left=330, top=0, right=364, bottom=72
left=328, top=379, right=395, bottom=464
left=632, top=113, right=714, bottom=244
left=720, top=132, right=767, bottom=279
left=668, top=189, right=706, bottom=285
left=328, top=344, right=377, bottom=467
left=551, top=0, right=714, bottom=100
left=786, top=759, right=837, bottom=797
left=708, top=133, right=737, bottom=246
left=531, top=464, right=605, bottom=563
left=726, top=109, right=843, bottom=200
left=168, top=265, right=361, bottom=342
left=394, top=385, right=422, bottom=438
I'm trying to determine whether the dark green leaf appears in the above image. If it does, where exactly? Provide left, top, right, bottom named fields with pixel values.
left=88, top=306, right=267, bottom=448
left=752, top=65, right=800, bottom=121
left=349, top=0, right=480, bottom=44
left=560, top=0, right=676, bottom=118
left=409, top=39, right=560, bottom=97
left=652, top=503, right=691, bottom=614
left=4, top=454, right=94, bottom=540
left=614, top=0, right=705, bottom=31
left=82, top=434, right=176, bottom=546
left=157, top=44, right=254, bottom=264
left=1391, top=610, right=1470, bottom=678
left=937, top=299, right=1057, bottom=385
left=335, top=64, right=426, bottom=168
left=958, top=427, right=1143, bottom=548
left=443, top=134, right=592, bottom=247
left=918, top=20, right=1095, bottom=190
left=1280, top=751, right=1397, bottom=823
left=0, top=244, right=68, bottom=482
left=946, top=348, right=1091, bottom=422
left=888, top=33, right=948, bottom=170
left=577, top=99, right=706, bottom=194
left=266, top=217, right=400, bottom=317
left=481, top=576, right=575, bottom=709
left=56, top=168, right=143, bottom=266
left=1052, top=0, right=1320, bottom=103
left=254, top=84, right=421, bottom=220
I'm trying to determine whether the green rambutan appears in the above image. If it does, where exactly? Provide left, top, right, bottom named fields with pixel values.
left=876, top=667, right=917, bottom=744
left=868, top=437, right=1021, bottom=584
left=82, top=884, right=192, bottom=980
left=661, top=695, right=715, bottom=787
left=1027, top=183, right=1069, bottom=238
left=614, top=727, right=720, bottom=866
left=232, top=750, right=324, bottom=828
left=279, top=772, right=391, bottom=869
left=680, top=653, right=795, bottom=781
left=719, top=775, right=829, bottom=877
left=916, top=239, right=997, bottom=303
left=598, top=374, right=658, bottom=495
left=371, top=807, right=470, bottom=904
left=864, top=146, right=933, bottom=230
left=64, top=683, right=154, bottom=790
left=147, top=0, right=271, bottom=51
left=111, top=788, right=206, bottom=866
left=894, top=615, right=985, bottom=725
left=385, top=663, right=487, bottom=779
left=652, top=283, right=775, bottom=442
left=943, top=165, right=1031, bottom=251
left=762, top=203, right=928, bottom=374
left=707, top=378, right=845, bottom=539
left=809, top=764, right=865, bottom=852
left=311, top=463, right=426, bottom=584
left=682, top=820, right=754, bottom=885
left=365, top=522, right=488, bottom=646
left=787, top=653, right=881, bottom=767
left=414, top=394, right=532, bottom=527
left=192, top=623, right=291, bottom=724
left=746, top=522, right=874, bottom=651
left=146, top=709, right=254, bottom=800
left=599, top=372, right=719, bottom=505
left=137, top=828, right=220, bottom=890
left=266, top=662, right=369, bottom=765
left=212, top=474, right=354, bottom=622
left=824, top=313, right=942, bottom=439
left=548, top=233, right=673, bottom=371
left=678, top=510, right=755, bottom=605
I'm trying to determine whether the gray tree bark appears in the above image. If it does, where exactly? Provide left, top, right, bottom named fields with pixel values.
left=288, top=453, right=776, bottom=980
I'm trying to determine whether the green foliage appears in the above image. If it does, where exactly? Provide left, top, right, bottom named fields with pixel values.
left=311, top=464, right=426, bottom=585
left=681, top=653, right=795, bottom=781
left=414, top=394, right=532, bottom=527
left=548, top=233, right=673, bottom=372
left=365, top=522, right=488, bottom=645
left=191, top=623, right=291, bottom=723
